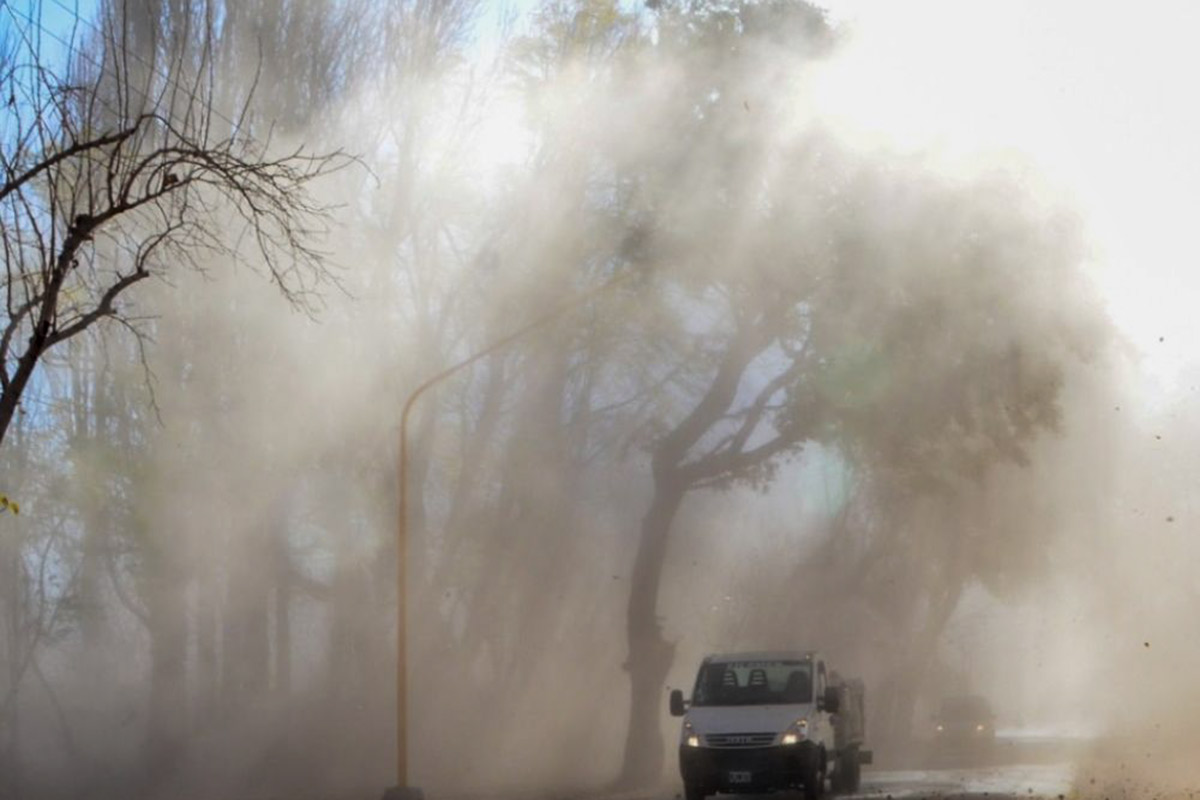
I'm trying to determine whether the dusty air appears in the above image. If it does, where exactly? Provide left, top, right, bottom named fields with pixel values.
left=1, top=2, right=1198, bottom=800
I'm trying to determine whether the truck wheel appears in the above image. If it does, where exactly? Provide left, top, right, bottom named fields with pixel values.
left=684, top=781, right=706, bottom=800
left=801, top=751, right=824, bottom=800
left=802, top=773, right=820, bottom=800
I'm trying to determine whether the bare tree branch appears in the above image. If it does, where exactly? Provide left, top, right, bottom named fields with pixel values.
left=0, top=7, right=354, bottom=449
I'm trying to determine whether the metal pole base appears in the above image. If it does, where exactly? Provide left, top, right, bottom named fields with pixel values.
left=381, top=786, right=425, bottom=800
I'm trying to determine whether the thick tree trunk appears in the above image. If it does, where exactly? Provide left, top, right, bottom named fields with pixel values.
left=326, top=474, right=386, bottom=711
left=193, top=572, right=219, bottom=730
left=1, top=699, right=20, bottom=800
left=327, top=526, right=359, bottom=704
left=613, top=319, right=772, bottom=788
left=616, top=477, right=686, bottom=789
left=145, top=563, right=189, bottom=785
left=221, top=526, right=271, bottom=713
left=1, top=536, right=22, bottom=798
left=78, top=351, right=110, bottom=660
left=273, top=525, right=292, bottom=697
left=78, top=520, right=108, bottom=656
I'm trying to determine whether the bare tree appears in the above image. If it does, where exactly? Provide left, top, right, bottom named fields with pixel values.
left=0, top=2, right=349, bottom=450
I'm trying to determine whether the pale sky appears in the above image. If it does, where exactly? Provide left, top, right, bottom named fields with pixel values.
left=814, top=0, right=1200, bottom=403
left=18, top=0, right=1199, bottom=401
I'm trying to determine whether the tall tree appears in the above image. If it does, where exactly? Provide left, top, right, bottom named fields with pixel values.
left=547, top=0, right=1106, bottom=784
left=0, top=0, right=347, bottom=450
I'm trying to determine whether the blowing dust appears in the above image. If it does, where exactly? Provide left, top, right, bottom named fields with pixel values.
left=2, top=2, right=1199, bottom=799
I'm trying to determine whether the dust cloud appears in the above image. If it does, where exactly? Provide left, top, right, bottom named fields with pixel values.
left=0, top=1, right=1197, bottom=800
left=806, top=0, right=1200, bottom=794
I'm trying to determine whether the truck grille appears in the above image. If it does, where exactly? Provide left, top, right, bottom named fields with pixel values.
left=704, top=732, right=777, bottom=748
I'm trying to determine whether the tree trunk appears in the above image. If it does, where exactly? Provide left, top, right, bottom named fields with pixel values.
left=1, top=534, right=23, bottom=799
left=273, top=524, right=292, bottom=697
left=221, top=526, right=271, bottom=713
left=193, top=571, right=219, bottom=731
left=78, top=347, right=110, bottom=660
left=145, top=562, right=189, bottom=785
left=616, top=476, right=685, bottom=789
left=1, top=697, right=20, bottom=800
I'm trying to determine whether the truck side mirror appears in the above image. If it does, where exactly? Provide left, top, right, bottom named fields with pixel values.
left=669, top=689, right=687, bottom=717
left=821, top=687, right=840, bottom=714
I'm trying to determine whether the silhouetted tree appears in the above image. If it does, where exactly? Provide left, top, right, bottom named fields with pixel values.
left=0, top=0, right=348, bottom=451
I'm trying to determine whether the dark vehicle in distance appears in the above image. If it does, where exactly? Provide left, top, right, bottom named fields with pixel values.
left=930, top=695, right=996, bottom=764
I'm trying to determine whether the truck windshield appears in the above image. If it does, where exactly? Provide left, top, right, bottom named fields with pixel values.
left=692, top=660, right=813, bottom=706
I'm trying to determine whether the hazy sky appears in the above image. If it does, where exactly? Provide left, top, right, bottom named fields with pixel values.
left=13, top=0, right=1197, bottom=399
left=815, top=0, right=1200, bottom=403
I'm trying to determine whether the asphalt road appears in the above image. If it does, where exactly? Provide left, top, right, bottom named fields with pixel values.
left=673, top=736, right=1086, bottom=800
left=850, top=762, right=1075, bottom=799
left=650, top=762, right=1077, bottom=800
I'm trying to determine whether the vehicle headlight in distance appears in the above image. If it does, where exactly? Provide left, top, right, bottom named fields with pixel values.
left=975, top=724, right=985, bottom=732
left=781, top=718, right=808, bottom=746
left=936, top=724, right=944, bottom=732
left=684, top=721, right=701, bottom=748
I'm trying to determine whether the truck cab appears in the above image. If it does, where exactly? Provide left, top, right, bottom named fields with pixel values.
left=669, top=651, right=868, bottom=800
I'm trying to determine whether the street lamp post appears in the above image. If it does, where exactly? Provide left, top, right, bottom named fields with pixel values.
left=383, top=272, right=633, bottom=800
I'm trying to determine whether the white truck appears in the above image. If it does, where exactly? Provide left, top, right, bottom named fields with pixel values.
left=669, top=651, right=871, bottom=800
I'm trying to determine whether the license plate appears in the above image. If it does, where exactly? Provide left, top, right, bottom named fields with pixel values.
left=728, top=771, right=752, bottom=784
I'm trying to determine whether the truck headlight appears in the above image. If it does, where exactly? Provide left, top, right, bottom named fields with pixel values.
left=686, top=735, right=701, bottom=747
left=781, top=718, right=808, bottom=746
left=684, top=721, right=701, bottom=747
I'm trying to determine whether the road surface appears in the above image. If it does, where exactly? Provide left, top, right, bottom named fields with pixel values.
left=851, top=762, right=1075, bottom=798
